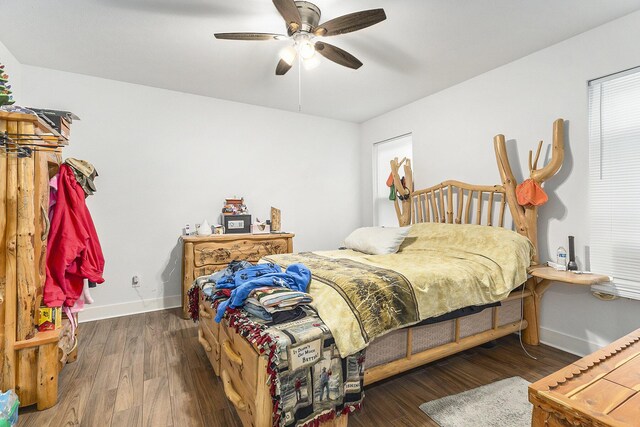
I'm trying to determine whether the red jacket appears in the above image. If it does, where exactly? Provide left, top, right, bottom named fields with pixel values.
left=45, top=164, right=104, bottom=307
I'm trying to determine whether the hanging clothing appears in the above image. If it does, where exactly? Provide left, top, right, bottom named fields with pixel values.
left=65, top=158, right=99, bottom=196
left=48, top=174, right=58, bottom=220
left=44, top=164, right=105, bottom=307
left=516, top=178, right=548, bottom=207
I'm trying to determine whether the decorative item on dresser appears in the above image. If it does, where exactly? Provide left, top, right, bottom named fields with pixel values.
left=270, top=206, right=281, bottom=232
left=181, top=233, right=294, bottom=319
left=529, top=328, right=640, bottom=426
left=0, top=110, right=76, bottom=410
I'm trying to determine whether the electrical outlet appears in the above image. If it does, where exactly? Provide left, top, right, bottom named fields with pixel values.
left=132, top=275, right=141, bottom=288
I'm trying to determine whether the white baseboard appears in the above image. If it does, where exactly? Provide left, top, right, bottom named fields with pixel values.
left=77, top=295, right=182, bottom=323
left=539, top=326, right=605, bottom=357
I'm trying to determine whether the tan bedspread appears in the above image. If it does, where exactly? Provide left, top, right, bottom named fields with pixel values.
left=265, top=223, right=534, bottom=357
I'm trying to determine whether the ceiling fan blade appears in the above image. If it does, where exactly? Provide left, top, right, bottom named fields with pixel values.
left=276, top=58, right=294, bottom=75
left=273, top=0, right=302, bottom=31
left=315, top=42, right=362, bottom=70
left=314, top=9, right=386, bottom=37
left=214, top=32, right=286, bottom=41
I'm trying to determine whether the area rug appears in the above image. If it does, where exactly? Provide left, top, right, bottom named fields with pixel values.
left=419, top=376, right=532, bottom=427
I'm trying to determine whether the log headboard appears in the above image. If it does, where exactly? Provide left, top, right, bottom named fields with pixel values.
left=411, top=181, right=507, bottom=228
left=390, top=118, right=565, bottom=264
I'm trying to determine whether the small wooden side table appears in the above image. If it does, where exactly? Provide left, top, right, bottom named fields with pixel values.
left=180, top=233, right=295, bottom=318
left=529, top=328, right=640, bottom=426
left=522, top=266, right=611, bottom=346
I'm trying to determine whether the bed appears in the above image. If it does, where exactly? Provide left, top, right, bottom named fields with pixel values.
left=195, top=119, right=567, bottom=427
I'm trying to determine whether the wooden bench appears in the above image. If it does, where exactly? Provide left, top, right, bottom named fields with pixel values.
left=529, top=328, right=640, bottom=426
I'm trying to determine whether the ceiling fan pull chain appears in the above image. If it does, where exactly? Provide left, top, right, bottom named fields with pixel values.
left=298, top=55, right=302, bottom=112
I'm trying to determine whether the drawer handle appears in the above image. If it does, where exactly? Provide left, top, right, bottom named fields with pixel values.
left=198, top=329, right=212, bottom=352
left=222, top=340, right=243, bottom=367
left=221, top=370, right=247, bottom=411
left=199, top=304, right=212, bottom=319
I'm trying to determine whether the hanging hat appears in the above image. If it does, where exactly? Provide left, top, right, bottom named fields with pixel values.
left=386, top=172, right=394, bottom=187
left=65, top=158, right=98, bottom=195
left=516, top=179, right=548, bottom=207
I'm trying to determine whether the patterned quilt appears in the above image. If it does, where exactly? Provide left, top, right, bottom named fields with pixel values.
left=192, top=285, right=364, bottom=427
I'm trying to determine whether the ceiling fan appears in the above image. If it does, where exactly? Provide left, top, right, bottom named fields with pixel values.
left=214, top=0, right=386, bottom=75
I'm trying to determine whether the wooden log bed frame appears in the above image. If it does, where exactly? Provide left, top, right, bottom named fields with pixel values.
left=366, top=119, right=567, bottom=384
left=198, top=119, right=568, bottom=427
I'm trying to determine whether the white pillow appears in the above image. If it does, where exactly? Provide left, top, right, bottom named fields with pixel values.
left=344, top=227, right=411, bottom=255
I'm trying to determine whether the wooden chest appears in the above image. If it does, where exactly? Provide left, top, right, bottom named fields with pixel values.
left=529, top=328, right=640, bottom=426
left=197, top=298, right=348, bottom=427
left=181, top=233, right=294, bottom=318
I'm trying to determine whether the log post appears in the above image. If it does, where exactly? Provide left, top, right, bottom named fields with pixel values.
left=36, top=342, right=59, bottom=409
left=16, top=154, right=37, bottom=341
left=494, top=119, right=566, bottom=346
left=3, top=151, right=18, bottom=390
left=182, top=242, right=194, bottom=319
left=390, top=158, right=413, bottom=226
left=0, top=131, right=7, bottom=383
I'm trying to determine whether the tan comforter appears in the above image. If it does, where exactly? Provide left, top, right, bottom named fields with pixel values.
left=265, top=222, right=534, bottom=357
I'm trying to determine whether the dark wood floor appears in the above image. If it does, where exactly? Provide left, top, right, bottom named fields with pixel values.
left=17, top=308, right=578, bottom=427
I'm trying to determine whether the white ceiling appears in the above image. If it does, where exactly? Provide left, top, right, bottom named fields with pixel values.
left=2, top=0, right=640, bottom=122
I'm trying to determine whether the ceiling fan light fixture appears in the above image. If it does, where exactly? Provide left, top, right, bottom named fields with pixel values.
left=303, top=55, right=320, bottom=70
left=213, top=1, right=386, bottom=76
left=298, top=39, right=316, bottom=60
left=279, top=46, right=297, bottom=66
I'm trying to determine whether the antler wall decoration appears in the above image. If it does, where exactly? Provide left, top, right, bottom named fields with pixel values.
left=494, top=118, right=565, bottom=262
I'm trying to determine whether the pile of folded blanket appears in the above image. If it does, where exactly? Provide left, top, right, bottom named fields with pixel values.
left=193, top=260, right=314, bottom=325
left=244, top=287, right=313, bottom=322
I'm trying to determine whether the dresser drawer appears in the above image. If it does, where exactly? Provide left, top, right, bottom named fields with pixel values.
left=221, top=367, right=259, bottom=427
left=193, top=238, right=290, bottom=267
left=220, top=322, right=259, bottom=400
left=198, top=322, right=221, bottom=376
left=198, top=294, right=219, bottom=340
left=194, top=265, right=225, bottom=279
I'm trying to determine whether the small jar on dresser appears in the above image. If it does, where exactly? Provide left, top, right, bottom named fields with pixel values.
left=180, top=233, right=295, bottom=318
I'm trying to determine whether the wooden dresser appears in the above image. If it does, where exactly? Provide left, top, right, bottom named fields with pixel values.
left=529, top=328, right=640, bottom=426
left=181, top=233, right=294, bottom=318
left=1, top=111, right=76, bottom=409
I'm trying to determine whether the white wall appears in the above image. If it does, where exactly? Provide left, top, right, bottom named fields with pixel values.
left=21, top=66, right=360, bottom=321
left=0, top=40, right=21, bottom=102
left=360, top=11, right=640, bottom=356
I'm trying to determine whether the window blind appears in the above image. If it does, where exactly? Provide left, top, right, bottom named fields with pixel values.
left=588, top=67, right=640, bottom=300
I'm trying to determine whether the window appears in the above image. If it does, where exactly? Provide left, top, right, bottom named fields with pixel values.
left=373, top=134, right=412, bottom=227
left=588, top=67, right=640, bottom=300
